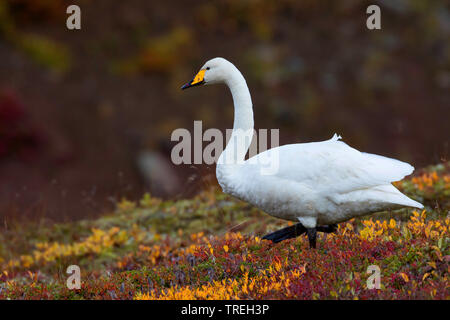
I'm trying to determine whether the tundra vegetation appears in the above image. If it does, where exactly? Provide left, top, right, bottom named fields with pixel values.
left=0, top=162, right=448, bottom=299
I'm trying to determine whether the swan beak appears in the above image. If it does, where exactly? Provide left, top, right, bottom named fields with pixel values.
left=181, top=69, right=206, bottom=90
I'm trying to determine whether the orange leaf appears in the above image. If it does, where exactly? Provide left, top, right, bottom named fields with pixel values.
left=400, top=273, right=409, bottom=282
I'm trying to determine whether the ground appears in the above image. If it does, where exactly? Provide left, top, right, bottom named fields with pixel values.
left=0, top=162, right=448, bottom=299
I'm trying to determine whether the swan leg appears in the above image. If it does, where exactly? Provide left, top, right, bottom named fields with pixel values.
left=263, top=223, right=337, bottom=247
left=262, top=223, right=306, bottom=243
left=306, top=228, right=317, bottom=248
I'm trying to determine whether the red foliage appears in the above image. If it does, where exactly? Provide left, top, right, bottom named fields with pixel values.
left=0, top=89, right=46, bottom=161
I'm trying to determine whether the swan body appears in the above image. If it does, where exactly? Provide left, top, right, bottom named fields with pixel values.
left=217, top=134, right=422, bottom=227
left=182, top=57, right=423, bottom=246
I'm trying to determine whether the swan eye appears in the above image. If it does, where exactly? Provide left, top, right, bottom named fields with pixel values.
left=206, top=67, right=210, bottom=70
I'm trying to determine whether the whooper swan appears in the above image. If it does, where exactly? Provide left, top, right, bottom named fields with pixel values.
left=181, top=57, right=423, bottom=248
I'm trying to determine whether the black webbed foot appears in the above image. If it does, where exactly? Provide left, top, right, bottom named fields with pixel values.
left=263, top=223, right=338, bottom=248
left=262, top=223, right=306, bottom=243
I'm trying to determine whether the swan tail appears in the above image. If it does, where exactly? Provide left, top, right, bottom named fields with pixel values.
left=361, top=152, right=415, bottom=184
left=375, top=184, right=424, bottom=209
left=337, top=184, right=424, bottom=212
left=404, top=198, right=424, bottom=209
left=392, top=192, right=424, bottom=209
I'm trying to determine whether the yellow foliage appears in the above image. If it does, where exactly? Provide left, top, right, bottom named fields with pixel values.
left=5, top=227, right=130, bottom=270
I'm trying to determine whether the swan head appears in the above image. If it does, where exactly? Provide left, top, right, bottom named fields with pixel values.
left=181, top=57, right=235, bottom=90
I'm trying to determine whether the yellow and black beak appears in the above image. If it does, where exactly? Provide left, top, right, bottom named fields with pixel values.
left=181, top=69, right=206, bottom=90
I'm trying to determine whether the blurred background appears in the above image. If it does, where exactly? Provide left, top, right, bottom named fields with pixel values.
left=0, top=0, right=448, bottom=222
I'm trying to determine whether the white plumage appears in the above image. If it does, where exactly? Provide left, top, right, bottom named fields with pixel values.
left=182, top=57, right=423, bottom=245
left=218, top=133, right=422, bottom=228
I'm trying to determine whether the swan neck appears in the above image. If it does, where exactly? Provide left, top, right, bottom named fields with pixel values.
left=229, top=78, right=254, bottom=134
left=217, top=70, right=254, bottom=173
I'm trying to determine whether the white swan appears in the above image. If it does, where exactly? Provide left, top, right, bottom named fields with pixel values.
left=182, top=57, right=423, bottom=248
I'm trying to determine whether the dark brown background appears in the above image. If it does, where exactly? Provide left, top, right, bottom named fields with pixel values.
left=0, top=0, right=448, bottom=222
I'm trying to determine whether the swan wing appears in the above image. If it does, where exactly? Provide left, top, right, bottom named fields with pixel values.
left=248, top=134, right=414, bottom=194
